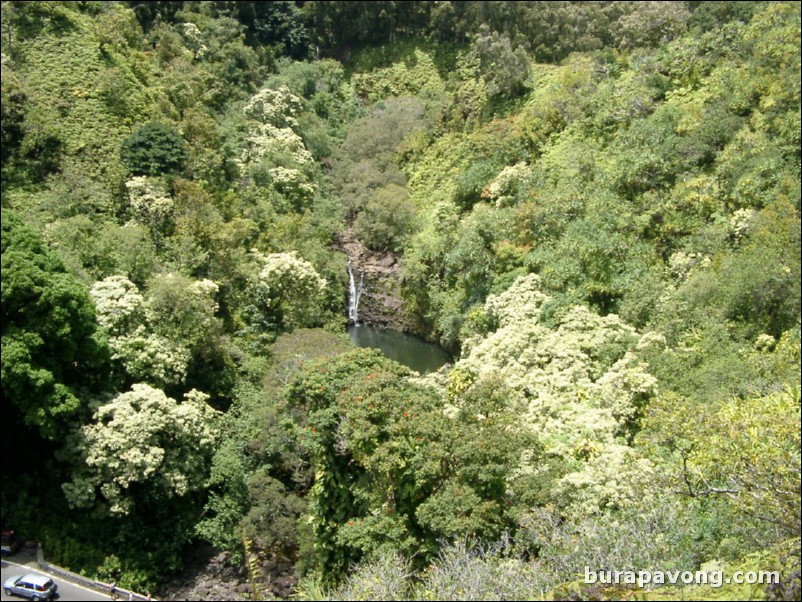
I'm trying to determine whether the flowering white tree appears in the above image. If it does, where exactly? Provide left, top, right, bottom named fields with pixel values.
left=482, top=162, right=534, bottom=207
left=250, top=250, right=327, bottom=329
left=110, top=329, right=192, bottom=389
left=238, top=86, right=317, bottom=206
left=63, top=384, right=220, bottom=515
left=243, top=86, right=305, bottom=129
left=90, top=274, right=220, bottom=389
left=452, top=273, right=661, bottom=519
left=90, top=275, right=145, bottom=336
left=125, top=176, right=175, bottom=244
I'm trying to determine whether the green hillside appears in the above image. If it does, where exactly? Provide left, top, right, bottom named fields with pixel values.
left=1, top=2, right=799, bottom=599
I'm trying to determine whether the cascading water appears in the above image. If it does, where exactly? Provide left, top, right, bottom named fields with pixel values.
left=346, top=262, right=450, bottom=374
left=347, top=264, right=364, bottom=325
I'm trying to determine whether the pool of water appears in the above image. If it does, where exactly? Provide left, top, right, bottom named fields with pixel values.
left=348, top=325, right=451, bottom=374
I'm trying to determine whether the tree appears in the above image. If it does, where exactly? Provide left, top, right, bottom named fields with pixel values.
left=62, top=383, right=220, bottom=515
left=331, top=97, right=425, bottom=220
left=451, top=273, right=660, bottom=518
left=128, top=1, right=186, bottom=31
left=301, top=1, right=432, bottom=50
left=120, top=121, right=188, bottom=176
left=124, top=176, right=175, bottom=248
left=0, top=56, right=26, bottom=183
left=467, top=24, right=530, bottom=99
left=212, top=1, right=310, bottom=58
left=0, top=59, right=62, bottom=185
left=642, top=382, right=801, bottom=539
left=615, top=1, right=691, bottom=50
left=91, top=273, right=225, bottom=394
left=354, top=183, right=416, bottom=252
left=90, top=275, right=146, bottom=336
left=287, top=349, right=528, bottom=582
left=663, top=197, right=802, bottom=342
left=197, top=328, right=351, bottom=556
left=244, top=250, right=327, bottom=334
left=1, top=210, right=108, bottom=440
left=145, top=273, right=220, bottom=347
left=237, top=86, right=318, bottom=209
left=189, top=13, right=264, bottom=95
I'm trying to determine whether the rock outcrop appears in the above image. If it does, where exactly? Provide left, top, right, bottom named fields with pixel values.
left=339, top=228, right=414, bottom=331
left=157, top=547, right=298, bottom=601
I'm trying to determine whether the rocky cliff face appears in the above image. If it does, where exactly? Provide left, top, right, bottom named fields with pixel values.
left=339, top=228, right=414, bottom=332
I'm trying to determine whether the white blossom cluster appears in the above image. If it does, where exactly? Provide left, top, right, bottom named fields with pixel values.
left=482, top=162, right=534, bottom=207
left=453, top=273, right=661, bottom=518
left=90, top=274, right=219, bottom=389
left=63, top=384, right=219, bottom=514
left=729, top=207, right=757, bottom=240
left=239, top=122, right=315, bottom=169
left=483, top=272, right=550, bottom=330
left=179, top=22, right=207, bottom=59
left=238, top=87, right=317, bottom=202
left=668, top=250, right=711, bottom=281
left=252, top=250, right=327, bottom=328
left=188, top=277, right=220, bottom=309
left=90, top=275, right=145, bottom=335
left=552, top=443, right=659, bottom=518
left=243, top=86, right=305, bottom=129
left=264, top=164, right=317, bottom=199
left=125, top=176, right=175, bottom=234
left=112, top=328, right=192, bottom=389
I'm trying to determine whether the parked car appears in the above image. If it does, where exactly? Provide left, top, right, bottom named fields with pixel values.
left=0, top=528, right=20, bottom=556
left=3, top=574, right=58, bottom=601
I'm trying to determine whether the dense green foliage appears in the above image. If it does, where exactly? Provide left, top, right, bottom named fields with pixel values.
left=120, top=121, right=188, bottom=176
left=286, top=350, right=529, bottom=581
left=1, top=209, right=108, bottom=439
left=1, top=1, right=799, bottom=599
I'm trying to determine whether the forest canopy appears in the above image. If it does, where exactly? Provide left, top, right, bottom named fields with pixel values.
left=1, top=1, right=799, bottom=599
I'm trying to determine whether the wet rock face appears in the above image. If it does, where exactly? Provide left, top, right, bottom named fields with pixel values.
left=359, top=285, right=412, bottom=330
left=340, top=229, right=414, bottom=331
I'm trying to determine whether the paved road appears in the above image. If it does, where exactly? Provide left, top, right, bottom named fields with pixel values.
left=2, top=552, right=111, bottom=602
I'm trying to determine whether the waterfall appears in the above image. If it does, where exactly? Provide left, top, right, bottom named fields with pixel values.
left=348, top=264, right=364, bottom=325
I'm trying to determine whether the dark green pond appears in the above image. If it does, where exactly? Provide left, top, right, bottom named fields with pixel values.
left=348, top=325, right=451, bottom=374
